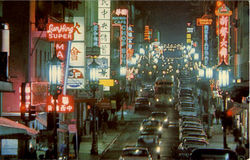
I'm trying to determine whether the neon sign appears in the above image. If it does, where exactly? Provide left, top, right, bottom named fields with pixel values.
left=46, top=95, right=74, bottom=113
left=215, top=4, right=232, bottom=65
left=46, top=23, right=74, bottom=41
left=112, top=8, right=128, bottom=66
left=204, top=25, right=209, bottom=65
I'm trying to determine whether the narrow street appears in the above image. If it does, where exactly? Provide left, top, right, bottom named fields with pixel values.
left=101, top=105, right=180, bottom=160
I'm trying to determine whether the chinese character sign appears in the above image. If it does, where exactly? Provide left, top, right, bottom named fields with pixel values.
left=46, top=95, right=74, bottom=113
left=215, top=4, right=232, bottom=65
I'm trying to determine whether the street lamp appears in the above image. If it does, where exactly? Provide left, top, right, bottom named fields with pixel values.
left=217, top=60, right=230, bottom=149
left=120, top=66, right=126, bottom=121
left=48, top=55, right=62, bottom=159
left=89, top=58, right=99, bottom=155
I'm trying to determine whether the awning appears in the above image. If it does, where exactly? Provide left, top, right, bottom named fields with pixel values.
left=0, top=117, right=39, bottom=137
left=0, top=81, right=14, bottom=92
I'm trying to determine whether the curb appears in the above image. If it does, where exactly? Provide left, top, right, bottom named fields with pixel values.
left=98, top=122, right=128, bottom=160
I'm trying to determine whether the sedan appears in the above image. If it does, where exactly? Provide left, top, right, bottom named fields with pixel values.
left=137, top=135, right=161, bottom=159
left=148, top=112, right=169, bottom=127
left=139, top=119, right=163, bottom=138
left=135, top=97, right=151, bottom=112
left=119, top=146, right=152, bottom=160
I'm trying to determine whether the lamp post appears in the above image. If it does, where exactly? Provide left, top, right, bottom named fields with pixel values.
left=120, top=66, right=126, bottom=121
left=89, top=58, right=99, bottom=155
left=48, top=55, right=62, bottom=158
left=217, top=60, right=230, bottom=149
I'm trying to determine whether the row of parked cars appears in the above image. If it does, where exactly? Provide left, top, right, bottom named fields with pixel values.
left=176, top=71, right=209, bottom=159
left=119, top=112, right=169, bottom=160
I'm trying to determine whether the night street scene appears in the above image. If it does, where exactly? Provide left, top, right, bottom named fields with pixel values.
left=0, top=0, right=249, bottom=160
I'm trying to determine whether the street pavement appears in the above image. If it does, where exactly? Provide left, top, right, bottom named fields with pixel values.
left=207, top=122, right=237, bottom=150
left=69, top=106, right=240, bottom=160
left=69, top=107, right=145, bottom=160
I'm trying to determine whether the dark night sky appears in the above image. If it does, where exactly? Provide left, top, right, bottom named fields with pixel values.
left=134, top=1, right=204, bottom=44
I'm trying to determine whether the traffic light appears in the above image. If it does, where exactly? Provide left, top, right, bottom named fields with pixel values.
left=29, top=105, right=36, bottom=121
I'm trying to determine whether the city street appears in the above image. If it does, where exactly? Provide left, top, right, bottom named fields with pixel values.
left=0, top=1, right=248, bottom=160
left=100, top=105, right=180, bottom=160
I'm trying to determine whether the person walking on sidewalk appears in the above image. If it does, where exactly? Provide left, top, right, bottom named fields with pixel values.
left=101, top=110, right=109, bottom=137
left=72, top=134, right=81, bottom=158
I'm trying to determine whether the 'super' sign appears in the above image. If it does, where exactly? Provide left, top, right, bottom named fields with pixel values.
left=46, top=23, right=74, bottom=41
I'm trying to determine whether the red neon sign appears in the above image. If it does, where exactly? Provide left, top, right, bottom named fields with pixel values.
left=46, top=95, right=74, bottom=113
left=55, top=42, right=67, bottom=61
left=218, top=15, right=229, bottom=65
left=46, top=23, right=74, bottom=41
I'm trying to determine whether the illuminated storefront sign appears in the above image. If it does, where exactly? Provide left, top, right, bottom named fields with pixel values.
left=204, top=25, right=209, bottom=65
left=98, top=0, right=111, bottom=91
left=46, top=95, right=74, bottom=113
left=46, top=23, right=74, bottom=41
left=55, top=42, right=67, bottom=61
left=196, top=15, right=212, bottom=64
left=144, top=25, right=152, bottom=42
left=112, top=8, right=128, bottom=66
left=197, top=18, right=213, bottom=26
left=127, top=24, right=134, bottom=60
left=93, top=23, right=100, bottom=47
left=67, top=42, right=85, bottom=89
left=215, top=3, right=232, bottom=65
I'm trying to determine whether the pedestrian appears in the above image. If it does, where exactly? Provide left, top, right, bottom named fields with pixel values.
left=100, top=110, right=109, bottom=136
left=72, top=134, right=80, bottom=158
left=215, top=109, right=221, bottom=124
left=59, top=140, right=67, bottom=157
left=45, top=144, right=54, bottom=159
left=235, top=141, right=246, bottom=157
left=27, top=147, right=37, bottom=159
left=102, top=110, right=109, bottom=122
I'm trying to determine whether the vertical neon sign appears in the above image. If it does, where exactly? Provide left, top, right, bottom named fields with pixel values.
left=215, top=3, right=232, bottom=65
left=112, top=8, right=128, bottom=66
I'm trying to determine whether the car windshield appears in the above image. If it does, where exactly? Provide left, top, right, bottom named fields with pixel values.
left=151, top=113, right=166, bottom=118
left=143, top=120, right=159, bottom=126
left=123, top=148, right=148, bottom=156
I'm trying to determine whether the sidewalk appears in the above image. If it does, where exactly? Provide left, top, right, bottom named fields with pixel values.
left=70, top=108, right=143, bottom=160
left=207, top=123, right=237, bottom=150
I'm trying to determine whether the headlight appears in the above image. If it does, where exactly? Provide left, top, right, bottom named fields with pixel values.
left=140, top=126, right=143, bottom=131
left=156, top=146, right=161, bottom=153
left=164, top=118, right=168, bottom=122
left=151, top=118, right=155, bottom=120
left=158, top=126, right=163, bottom=132
left=140, top=89, right=143, bottom=92
left=156, top=98, right=159, bottom=102
left=169, top=98, right=172, bottom=102
left=149, top=102, right=151, bottom=105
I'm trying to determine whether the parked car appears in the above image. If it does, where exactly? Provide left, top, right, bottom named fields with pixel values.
left=148, top=112, right=169, bottom=127
left=137, top=135, right=161, bottom=159
left=177, top=139, right=208, bottom=159
left=179, top=128, right=206, bottom=140
left=179, top=107, right=197, bottom=117
left=135, top=97, right=151, bottom=112
left=190, top=148, right=238, bottom=160
left=119, top=146, right=153, bottom=160
left=139, top=119, right=163, bottom=138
